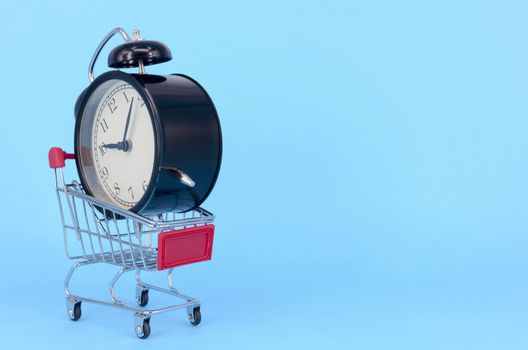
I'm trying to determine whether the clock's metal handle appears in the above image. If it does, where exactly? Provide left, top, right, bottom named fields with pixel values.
left=88, top=27, right=130, bottom=82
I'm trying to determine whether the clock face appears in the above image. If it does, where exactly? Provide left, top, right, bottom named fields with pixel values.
left=77, top=79, right=156, bottom=210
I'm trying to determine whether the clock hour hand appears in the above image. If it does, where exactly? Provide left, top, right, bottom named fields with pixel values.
left=103, top=141, right=129, bottom=151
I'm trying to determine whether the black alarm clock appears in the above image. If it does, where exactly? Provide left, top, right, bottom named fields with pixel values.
left=74, top=28, right=222, bottom=215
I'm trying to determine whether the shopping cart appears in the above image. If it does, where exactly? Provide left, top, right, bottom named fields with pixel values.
left=49, top=147, right=216, bottom=339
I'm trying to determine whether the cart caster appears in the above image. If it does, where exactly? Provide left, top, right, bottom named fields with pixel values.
left=136, top=289, right=149, bottom=307
left=67, top=300, right=82, bottom=321
left=134, top=316, right=151, bottom=339
left=188, top=306, right=201, bottom=326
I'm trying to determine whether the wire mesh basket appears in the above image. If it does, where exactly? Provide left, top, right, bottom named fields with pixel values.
left=56, top=178, right=215, bottom=271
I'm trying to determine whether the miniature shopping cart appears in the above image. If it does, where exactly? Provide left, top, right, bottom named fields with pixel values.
left=49, top=147, right=216, bottom=339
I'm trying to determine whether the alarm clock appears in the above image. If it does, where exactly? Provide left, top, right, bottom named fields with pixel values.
left=74, top=28, right=222, bottom=215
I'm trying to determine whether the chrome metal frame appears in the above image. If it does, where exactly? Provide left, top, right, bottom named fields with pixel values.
left=53, top=166, right=213, bottom=337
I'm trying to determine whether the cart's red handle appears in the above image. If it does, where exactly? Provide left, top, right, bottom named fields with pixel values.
left=49, top=147, right=75, bottom=169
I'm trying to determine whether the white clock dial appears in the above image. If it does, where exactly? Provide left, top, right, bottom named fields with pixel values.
left=79, top=79, right=155, bottom=209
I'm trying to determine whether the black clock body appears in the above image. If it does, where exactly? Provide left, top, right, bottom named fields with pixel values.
left=74, top=70, right=222, bottom=215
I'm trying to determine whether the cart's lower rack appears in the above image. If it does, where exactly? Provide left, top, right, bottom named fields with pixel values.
left=65, top=260, right=202, bottom=339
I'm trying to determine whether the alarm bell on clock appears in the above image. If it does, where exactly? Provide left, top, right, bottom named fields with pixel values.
left=74, top=28, right=222, bottom=215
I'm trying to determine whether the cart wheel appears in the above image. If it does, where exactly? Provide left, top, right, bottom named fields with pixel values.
left=137, top=289, right=149, bottom=307
left=189, top=307, right=201, bottom=326
left=68, top=301, right=82, bottom=321
left=135, top=317, right=151, bottom=339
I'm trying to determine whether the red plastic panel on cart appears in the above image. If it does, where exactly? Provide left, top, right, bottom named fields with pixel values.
left=157, top=225, right=215, bottom=270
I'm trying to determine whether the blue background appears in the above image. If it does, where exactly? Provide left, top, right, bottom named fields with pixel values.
left=1, top=0, right=527, bottom=348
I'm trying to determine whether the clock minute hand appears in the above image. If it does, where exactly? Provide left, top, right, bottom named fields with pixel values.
left=120, top=97, right=135, bottom=151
